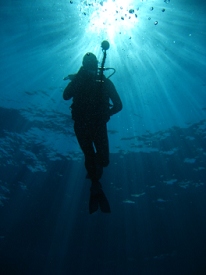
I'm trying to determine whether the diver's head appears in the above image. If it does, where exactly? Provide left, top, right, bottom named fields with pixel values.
left=82, top=52, right=98, bottom=73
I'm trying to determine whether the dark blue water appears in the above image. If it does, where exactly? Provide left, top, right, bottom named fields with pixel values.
left=0, top=109, right=206, bottom=274
left=0, top=1, right=206, bottom=274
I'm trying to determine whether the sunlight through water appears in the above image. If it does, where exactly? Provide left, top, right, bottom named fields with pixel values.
left=77, top=0, right=139, bottom=39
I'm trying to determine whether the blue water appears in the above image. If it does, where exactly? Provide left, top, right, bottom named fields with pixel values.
left=0, top=1, right=206, bottom=274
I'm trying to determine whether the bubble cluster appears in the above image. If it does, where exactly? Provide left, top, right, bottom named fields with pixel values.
left=147, top=0, right=170, bottom=26
left=74, top=0, right=139, bottom=23
left=69, top=0, right=170, bottom=33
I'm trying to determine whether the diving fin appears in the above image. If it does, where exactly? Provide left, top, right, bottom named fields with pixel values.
left=98, top=191, right=111, bottom=213
left=89, top=182, right=111, bottom=214
left=89, top=193, right=99, bottom=214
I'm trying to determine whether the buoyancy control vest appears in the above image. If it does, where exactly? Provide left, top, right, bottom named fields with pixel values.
left=70, top=68, right=110, bottom=123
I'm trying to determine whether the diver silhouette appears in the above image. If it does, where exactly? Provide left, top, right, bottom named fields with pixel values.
left=63, top=45, right=122, bottom=213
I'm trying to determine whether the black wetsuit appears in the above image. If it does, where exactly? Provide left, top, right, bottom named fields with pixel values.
left=63, top=67, right=122, bottom=182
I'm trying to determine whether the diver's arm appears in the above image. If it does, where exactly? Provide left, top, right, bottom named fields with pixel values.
left=63, top=67, right=84, bottom=100
left=63, top=82, right=74, bottom=100
left=107, top=80, right=123, bottom=116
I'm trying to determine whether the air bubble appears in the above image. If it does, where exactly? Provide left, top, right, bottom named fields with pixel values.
left=129, top=9, right=134, bottom=14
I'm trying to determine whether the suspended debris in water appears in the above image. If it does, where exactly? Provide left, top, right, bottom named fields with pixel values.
left=148, top=17, right=151, bottom=20
left=162, top=8, right=166, bottom=12
left=150, top=7, right=154, bottom=11
left=121, top=16, right=124, bottom=20
left=154, top=21, right=158, bottom=25
left=70, top=0, right=73, bottom=3
left=164, top=0, right=170, bottom=3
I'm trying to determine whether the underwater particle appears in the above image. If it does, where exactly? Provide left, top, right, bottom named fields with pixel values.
left=121, top=16, right=124, bottom=20
left=162, top=8, right=165, bottom=12
left=129, top=36, right=131, bottom=39
left=148, top=17, right=151, bottom=20
left=129, top=9, right=134, bottom=14
left=135, top=14, right=138, bottom=18
left=157, top=198, right=167, bottom=203
left=164, top=0, right=170, bottom=3
left=150, top=7, right=154, bottom=11
left=154, top=21, right=158, bottom=25
left=70, top=0, right=73, bottom=3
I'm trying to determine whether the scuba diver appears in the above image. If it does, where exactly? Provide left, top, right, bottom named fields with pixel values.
left=63, top=41, right=122, bottom=213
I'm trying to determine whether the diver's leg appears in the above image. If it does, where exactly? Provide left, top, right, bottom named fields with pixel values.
left=93, top=123, right=109, bottom=179
left=74, top=122, right=97, bottom=181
